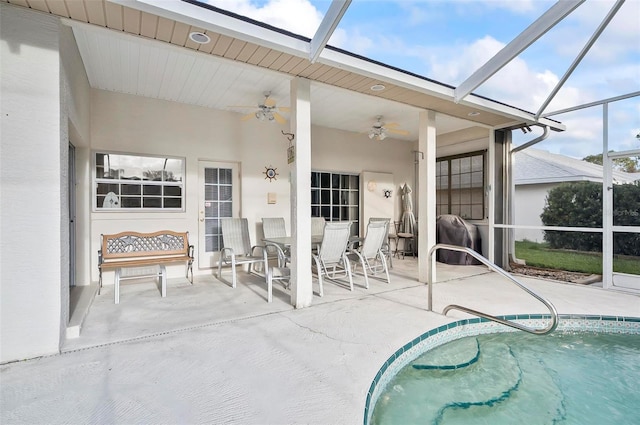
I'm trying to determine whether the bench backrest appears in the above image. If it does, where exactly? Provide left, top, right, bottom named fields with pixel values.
left=101, top=230, right=190, bottom=260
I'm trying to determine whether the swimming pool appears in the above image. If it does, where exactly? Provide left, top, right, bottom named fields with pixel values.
left=364, top=315, right=640, bottom=425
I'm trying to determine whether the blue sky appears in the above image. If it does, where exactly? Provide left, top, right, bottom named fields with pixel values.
left=205, top=0, right=639, bottom=159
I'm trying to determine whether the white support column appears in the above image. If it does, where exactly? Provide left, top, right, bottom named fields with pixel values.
left=289, top=78, right=313, bottom=308
left=602, top=103, right=613, bottom=289
left=488, top=130, right=496, bottom=263
left=418, top=110, right=436, bottom=282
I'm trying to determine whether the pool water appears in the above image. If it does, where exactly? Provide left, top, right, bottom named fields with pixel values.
left=371, top=332, right=640, bottom=424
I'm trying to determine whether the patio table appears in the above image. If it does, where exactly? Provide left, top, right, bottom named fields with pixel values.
left=263, top=235, right=364, bottom=249
left=263, top=235, right=324, bottom=250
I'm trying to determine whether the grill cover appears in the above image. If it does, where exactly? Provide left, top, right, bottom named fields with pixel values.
left=436, top=215, right=482, bottom=265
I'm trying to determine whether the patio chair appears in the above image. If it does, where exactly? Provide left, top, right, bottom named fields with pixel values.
left=312, top=221, right=353, bottom=296
left=347, top=220, right=391, bottom=288
left=368, top=217, right=394, bottom=269
left=217, top=218, right=266, bottom=290
left=394, top=220, right=415, bottom=259
left=263, top=242, right=290, bottom=303
left=311, top=216, right=326, bottom=252
left=311, top=216, right=326, bottom=237
left=262, top=217, right=290, bottom=266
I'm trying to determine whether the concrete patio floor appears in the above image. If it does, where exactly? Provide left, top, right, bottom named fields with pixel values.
left=1, top=259, right=639, bottom=424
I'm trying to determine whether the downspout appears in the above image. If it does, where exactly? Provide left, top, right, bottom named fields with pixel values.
left=509, top=125, right=550, bottom=265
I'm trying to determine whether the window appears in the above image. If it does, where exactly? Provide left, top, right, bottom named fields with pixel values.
left=436, top=151, right=486, bottom=220
left=311, top=171, right=359, bottom=237
left=94, top=152, right=185, bottom=211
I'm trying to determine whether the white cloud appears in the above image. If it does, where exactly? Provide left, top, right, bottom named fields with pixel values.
left=465, top=0, right=538, bottom=14
left=423, top=35, right=589, bottom=113
left=203, top=0, right=323, bottom=38
left=329, top=27, right=375, bottom=54
left=203, top=0, right=636, bottom=158
left=204, top=0, right=381, bottom=56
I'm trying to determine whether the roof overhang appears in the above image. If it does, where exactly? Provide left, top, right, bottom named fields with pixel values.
left=108, top=0, right=565, bottom=132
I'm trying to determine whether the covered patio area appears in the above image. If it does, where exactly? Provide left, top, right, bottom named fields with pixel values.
left=3, top=261, right=637, bottom=424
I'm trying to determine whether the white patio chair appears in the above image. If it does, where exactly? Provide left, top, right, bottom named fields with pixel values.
left=263, top=242, right=290, bottom=303
left=217, top=218, right=266, bottom=290
left=312, top=221, right=353, bottom=296
left=311, top=217, right=326, bottom=237
left=347, top=220, right=391, bottom=288
left=262, top=217, right=290, bottom=266
left=311, top=216, right=326, bottom=253
left=368, top=217, right=394, bottom=269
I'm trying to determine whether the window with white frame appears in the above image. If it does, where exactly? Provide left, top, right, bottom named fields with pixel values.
left=94, top=152, right=185, bottom=211
left=436, top=151, right=486, bottom=220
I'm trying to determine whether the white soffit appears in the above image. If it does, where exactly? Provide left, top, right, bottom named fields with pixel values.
left=310, top=81, right=480, bottom=138
left=71, top=20, right=292, bottom=110
left=108, top=0, right=310, bottom=57
left=110, top=0, right=565, bottom=131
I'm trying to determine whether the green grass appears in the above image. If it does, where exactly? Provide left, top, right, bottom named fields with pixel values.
left=514, top=240, right=640, bottom=275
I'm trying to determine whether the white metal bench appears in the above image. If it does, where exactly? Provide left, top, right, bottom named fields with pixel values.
left=98, top=230, right=194, bottom=304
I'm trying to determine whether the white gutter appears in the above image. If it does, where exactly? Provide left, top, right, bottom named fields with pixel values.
left=511, top=125, right=550, bottom=153
left=508, top=126, right=550, bottom=265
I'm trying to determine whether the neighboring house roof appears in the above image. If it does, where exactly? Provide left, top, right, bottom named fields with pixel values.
left=514, top=148, right=637, bottom=185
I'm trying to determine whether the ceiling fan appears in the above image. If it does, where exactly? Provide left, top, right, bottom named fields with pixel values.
left=367, top=115, right=410, bottom=140
left=228, top=91, right=289, bottom=124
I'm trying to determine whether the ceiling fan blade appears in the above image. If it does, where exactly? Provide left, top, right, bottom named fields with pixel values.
left=384, top=122, right=401, bottom=128
left=264, top=97, right=277, bottom=107
left=273, top=112, right=287, bottom=124
left=240, top=113, right=255, bottom=121
left=386, top=128, right=410, bottom=136
left=276, top=106, right=291, bottom=113
left=228, top=105, right=258, bottom=110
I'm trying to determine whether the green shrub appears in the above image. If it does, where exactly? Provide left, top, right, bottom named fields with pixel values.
left=540, top=181, right=640, bottom=256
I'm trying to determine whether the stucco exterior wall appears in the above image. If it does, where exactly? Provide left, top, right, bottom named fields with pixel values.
left=89, top=90, right=417, bottom=283
left=0, top=4, right=496, bottom=362
left=514, top=183, right=558, bottom=242
left=311, top=124, right=415, bottom=232
left=1, top=5, right=65, bottom=362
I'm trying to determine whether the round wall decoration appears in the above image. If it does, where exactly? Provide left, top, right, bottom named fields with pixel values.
left=367, top=180, right=377, bottom=192
left=264, top=165, right=279, bottom=181
left=383, top=189, right=393, bottom=199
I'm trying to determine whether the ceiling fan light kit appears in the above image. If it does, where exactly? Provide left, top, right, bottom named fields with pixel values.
left=229, top=91, right=288, bottom=124
left=368, top=128, right=387, bottom=140
left=367, top=115, right=409, bottom=140
left=255, top=110, right=275, bottom=122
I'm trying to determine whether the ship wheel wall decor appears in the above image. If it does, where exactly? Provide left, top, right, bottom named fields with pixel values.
left=264, top=165, right=278, bottom=181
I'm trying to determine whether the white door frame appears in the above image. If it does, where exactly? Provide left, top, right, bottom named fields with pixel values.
left=197, top=160, right=240, bottom=269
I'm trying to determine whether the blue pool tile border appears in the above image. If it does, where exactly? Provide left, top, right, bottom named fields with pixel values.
left=363, top=314, right=640, bottom=425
